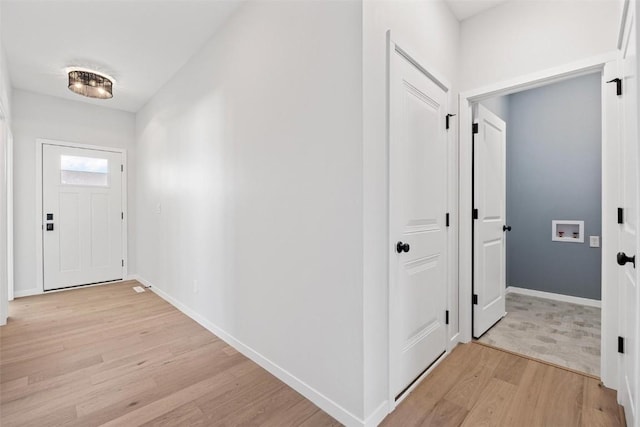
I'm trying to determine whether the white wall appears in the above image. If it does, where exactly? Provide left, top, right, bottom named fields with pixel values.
left=460, top=0, right=620, bottom=91
left=362, top=1, right=459, bottom=420
left=135, top=1, right=364, bottom=424
left=12, top=89, right=135, bottom=296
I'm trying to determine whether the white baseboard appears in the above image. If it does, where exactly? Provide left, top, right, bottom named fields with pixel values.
left=134, top=275, right=368, bottom=427
left=14, top=288, right=41, bottom=298
left=506, top=286, right=601, bottom=308
left=13, top=277, right=140, bottom=299
left=364, top=401, right=389, bottom=427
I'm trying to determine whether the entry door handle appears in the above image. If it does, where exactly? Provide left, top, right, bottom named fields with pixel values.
left=617, top=252, right=635, bottom=268
left=396, top=241, right=410, bottom=253
left=503, top=225, right=512, bottom=232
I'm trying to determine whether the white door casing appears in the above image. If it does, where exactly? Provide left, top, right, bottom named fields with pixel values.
left=618, top=2, right=639, bottom=425
left=389, top=43, right=449, bottom=400
left=473, top=104, right=507, bottom=338
left=0, top=109, right=7, bottom=324
left=42, top=144, right=124, bottom=290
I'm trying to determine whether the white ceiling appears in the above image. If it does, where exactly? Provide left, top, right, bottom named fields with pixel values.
left=445, top=0, right=510, bottom=21
left=1, top=0, right=243, bottom=112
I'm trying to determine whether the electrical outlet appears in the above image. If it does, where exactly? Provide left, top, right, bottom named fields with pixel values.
left=193, top=280, right=199, bottom=293
left=590, top=236, right=600, bottom=248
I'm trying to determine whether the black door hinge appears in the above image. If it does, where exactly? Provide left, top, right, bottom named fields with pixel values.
left=446, top=213, right=450, bottom=227
left=472, top=123, right=479, bottom=134
left=618, top=207, right=624, bottom=224
left=472, top=294, right=478, bottom=305
left=618, top=336, right=625, bottom=354
left=446, top=114, right=456, bottom=130
left=121, top=164, right=124, bottom=172
left=473, top=208, right=478, bottom=220
left=121, top=259, right=124, bottom=267
left=607, top=78, right=622, bottom=96
left=121, top=212, right=124, bottom=220
left=445, top=310, right=449, bottom=325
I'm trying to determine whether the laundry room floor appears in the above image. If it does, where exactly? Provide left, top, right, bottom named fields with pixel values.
left=477, top=292, right=601, bottom=376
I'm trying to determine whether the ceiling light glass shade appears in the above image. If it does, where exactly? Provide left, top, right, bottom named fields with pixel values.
left=67, top=70, right=113, bottom=99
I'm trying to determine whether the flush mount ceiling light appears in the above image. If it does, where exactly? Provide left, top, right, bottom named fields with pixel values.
left=68, top=70, right=113, bottom=99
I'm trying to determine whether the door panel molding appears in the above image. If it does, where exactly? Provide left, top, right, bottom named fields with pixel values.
left=35, top=138, right=128, bottom=294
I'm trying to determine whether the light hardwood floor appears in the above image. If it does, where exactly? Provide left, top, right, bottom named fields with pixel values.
left=0, top=281, right=339, bottom=427
left=383, top=341, right=625, bottom=427
left=1, top=281, right=625, bottom=426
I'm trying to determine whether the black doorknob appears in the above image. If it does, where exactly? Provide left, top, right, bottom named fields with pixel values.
left=503, top=225, right=512, bottom=232
left=617, top=252, right=636, bottom=268
left=396, top=241, right=410, bottom=253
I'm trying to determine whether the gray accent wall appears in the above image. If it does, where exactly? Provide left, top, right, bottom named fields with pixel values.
left=505, top=73, right=602, bottom=300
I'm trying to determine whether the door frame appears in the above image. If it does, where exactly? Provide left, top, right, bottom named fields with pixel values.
left=386, top=31, right=458, bottom=411
left=35, top=138, right=128, bottom=294
left=459, top=51, right=621, bottom=389
left=0, top=101, right=9, bottom=325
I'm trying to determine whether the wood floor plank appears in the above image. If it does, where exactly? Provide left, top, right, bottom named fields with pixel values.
left=491, top=350, right=528, bottom=386
left=581, top=377, right=625, bottom=427
left=459, top=378, right=516, bottom=426
left=383, top=343, right=625, bottom=427
left=442, top=347, right=505, bottom=410
left=502, top=361, right=549, bottom=426
left=420, top=398, right=468, bottom=427
left=140, top=402, right=205, bottom=427
left=533, top=364, right=584, bottom=427
left=1, top=282, right=337, bottom=426
left=1, top=283, right=625, bottom=427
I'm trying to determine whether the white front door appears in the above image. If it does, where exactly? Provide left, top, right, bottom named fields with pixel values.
left=618, top=3, right=639, bottom=425
left=473, top=104, right=507, bottom=338
left=389, top=45, right=449, bottom=399
left=42, top=144, right=124, bottom=291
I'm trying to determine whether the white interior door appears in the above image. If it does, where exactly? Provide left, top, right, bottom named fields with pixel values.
left=618, top=3, right=639, bottom=425
left=473, top=104, right=507, bottom=338
left=389, top=45, right=449, bottom=400
left=43, top=144, right=124, bottom=291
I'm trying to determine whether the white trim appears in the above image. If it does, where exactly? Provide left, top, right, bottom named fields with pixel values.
left=363, top=401, right=389, bottom=427
left=462, top=52, right=618, bottom=102
left=618, top=0, right=631, bottom=50
left=13, top=277, right=139, bottom=299
left=7, top=128, right=13, bottom=302
left=13, top=288, right=41, bottom=298
left=386, top=31, right=452, bottom=94
left=35, top=138, right=128, bottom=293
left=132, top=275, right=366, bottom=427
left=459, top=52, right=620, bottom=390
left=506, top=286, right=602, bottom=308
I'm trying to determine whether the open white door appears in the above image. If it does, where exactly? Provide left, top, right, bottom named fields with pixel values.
left=473, top=105, right=507, bottom=338
left=618, top=2, right=639, bottom=425
left=389, top=44, right=449, bottom=400
left=42, top=144, right=124, bottom=291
